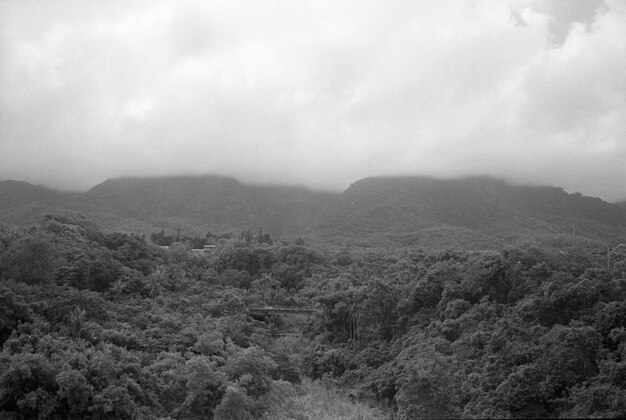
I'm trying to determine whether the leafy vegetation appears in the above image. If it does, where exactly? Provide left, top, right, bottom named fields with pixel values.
left=1, top=213, right=626, bottom=418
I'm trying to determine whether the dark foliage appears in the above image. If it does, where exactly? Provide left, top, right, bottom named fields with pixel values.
left=0, top=214, right=625, bottom=418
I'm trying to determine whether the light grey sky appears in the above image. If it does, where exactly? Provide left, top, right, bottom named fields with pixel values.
left=1, top=0, right=625, bottom=201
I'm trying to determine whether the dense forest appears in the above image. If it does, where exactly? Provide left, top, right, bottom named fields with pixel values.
left=1, top=213, right=626, bottom=418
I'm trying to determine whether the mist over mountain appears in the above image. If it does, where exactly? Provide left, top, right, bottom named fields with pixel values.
left=1, top=175, right=625, bottom=248
left=0, top=180, right=81, bottom=210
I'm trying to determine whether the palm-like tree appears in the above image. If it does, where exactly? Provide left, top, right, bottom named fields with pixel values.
left=149, top=267, right=165, bottom=303
left=66, top=306, right=86, bottom=340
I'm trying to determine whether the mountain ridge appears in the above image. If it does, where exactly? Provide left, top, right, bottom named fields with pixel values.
left=1, top=175, right=625, bottom=248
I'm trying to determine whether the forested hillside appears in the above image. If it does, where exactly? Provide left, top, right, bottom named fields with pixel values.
left=0, top=181, right=84, bottom=226
left=1, top=175, right=625, bottom=249
left=321, top=176, right=626, bottom=247
left=85, top=176, right=334, bottom=238
left=1, top=214, right=626, bottom=418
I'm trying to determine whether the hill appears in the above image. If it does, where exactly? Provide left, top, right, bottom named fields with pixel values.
left=315, top=176, right=626, bottom=247
left=1, top=175, right=624, bottom=248
left=0, top=180, right=80, bottom=210
left=84, top=176, right=334, bottom=237
left=84, top=176, right=256, bottom=230
left=0, top=180, right=85, bottom=226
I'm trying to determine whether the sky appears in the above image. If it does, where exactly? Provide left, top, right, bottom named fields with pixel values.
left=1, top=0, right=625, bottom=201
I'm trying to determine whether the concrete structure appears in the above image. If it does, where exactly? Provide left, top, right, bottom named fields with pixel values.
left=248, top=306, right=315, bottom=316
left=190, top=244, right=217, bottom=256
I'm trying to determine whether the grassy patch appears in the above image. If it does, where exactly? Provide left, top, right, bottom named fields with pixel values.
left=262, top=378, right=389, bottom=420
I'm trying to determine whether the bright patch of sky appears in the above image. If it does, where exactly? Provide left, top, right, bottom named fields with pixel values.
left=0, top=0, right=624, bottom=201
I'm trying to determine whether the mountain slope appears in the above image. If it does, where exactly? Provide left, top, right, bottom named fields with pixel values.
left=1, top=175, right=625, bottom=248
left=85, top=176, right=256, bottom=229
left=84, top=176, right=335, bottom=236
left=0, top=180, right=80, bottom=210
left=0, top=180, right=86, bottom=226
left=311, top=176, right=626, bottom=247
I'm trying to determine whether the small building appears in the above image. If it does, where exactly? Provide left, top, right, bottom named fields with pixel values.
left=190, top=244, right=217, bottom=256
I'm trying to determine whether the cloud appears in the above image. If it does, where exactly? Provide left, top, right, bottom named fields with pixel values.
left=0, top=0, right=624, bottom=201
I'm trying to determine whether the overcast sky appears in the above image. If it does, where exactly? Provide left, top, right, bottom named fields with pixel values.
left=1, top=0, right=625, bottom=201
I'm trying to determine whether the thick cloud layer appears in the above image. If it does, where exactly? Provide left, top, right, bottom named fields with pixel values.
left=1, top=0, right=624, bottom=201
